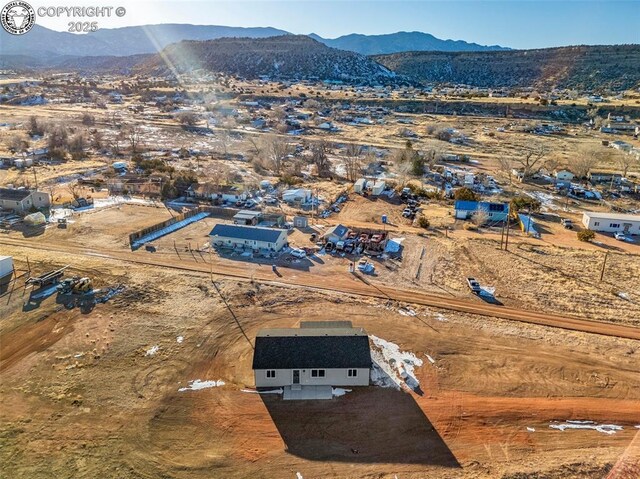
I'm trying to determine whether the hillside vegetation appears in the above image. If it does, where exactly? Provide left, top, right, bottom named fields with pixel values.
left=138, top=35, right=396, bottom=83
left=373, top=45, right=640, bottom=90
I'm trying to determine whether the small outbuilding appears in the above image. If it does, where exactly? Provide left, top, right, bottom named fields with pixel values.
left=293, top=216, right=309, bottom=228
left=233, top=210, right=262, bottom=226
left=0, top=256, right=14, bottom=280
left=371, top=180, right=386, bottom=196
left=322, top=224, right=350, bottom=243
left=353, top=178, right=367, bottom=194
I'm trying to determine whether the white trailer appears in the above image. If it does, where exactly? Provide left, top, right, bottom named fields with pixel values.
left=353, top=178, right=367, bottom=194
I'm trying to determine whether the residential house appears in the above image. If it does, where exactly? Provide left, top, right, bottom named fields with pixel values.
left=209, top=224, right=288, bottom=252
left=252, top=321, right=371, bottom=399
left=0, top=188, right=51, bottom=213
left=454, top=200, right=509, bottom=223
left=282, top=188, right=312, bottom=203
left=322, top=224, right=350, bottom=243
left=582, top=212, right=640, bottom=235
left=588, top=171, right=622, bottom=184
left=188, top=184, right=248, bottom=203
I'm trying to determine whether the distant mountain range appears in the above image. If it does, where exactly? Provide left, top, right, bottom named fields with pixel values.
left=137, top=35, right=396, bottom=83
left=1, top=24, right=507, bottom=58
left=2, top=24, right=638, bottom=90
left=373, top=45, right=640, bottom=90
left=309, top=31, right=508, bottom=55
left=0, top=24, right=290, bottom=57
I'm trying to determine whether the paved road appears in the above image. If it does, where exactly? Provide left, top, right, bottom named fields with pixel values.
left=2, top=237, right=639, bottom=341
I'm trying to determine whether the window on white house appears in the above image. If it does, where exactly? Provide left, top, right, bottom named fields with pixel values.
left=347, top=369, right=357, bottom=377
left=594, top=222, right=600, bottom=226
left=266, top=370, right=276, bottom=378
left=311, top=369, right=326, bottom=378
left=610, top=223, right=620, bottom=228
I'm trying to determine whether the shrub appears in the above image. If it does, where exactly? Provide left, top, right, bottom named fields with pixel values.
left=454, top=187, right=479, bottom=202
left=463, top=223, right=478, bottom=231
left=577, top=229, right=595, bottom=242
left=417, top=216, right=430, bottom=229
left=510, top=196, right=541, bottom=214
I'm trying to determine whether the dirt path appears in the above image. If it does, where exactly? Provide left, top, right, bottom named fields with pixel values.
left=2, top=237, right=640, bottom=341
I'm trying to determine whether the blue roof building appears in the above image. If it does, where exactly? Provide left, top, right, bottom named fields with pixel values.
left=209, top=224, right=288, bottom=251
left=454, top=200, right=509, bottom=224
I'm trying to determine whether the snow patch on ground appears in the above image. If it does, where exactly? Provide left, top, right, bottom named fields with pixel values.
left=370, top=335, right=423, bottom=392
left=179, top=379, right=225, bottom=392
left=398, top=307, right=416, bottom=316
left=132, top=211, right=209, bottom=248
left=526, top=191, right=561, bottom=211
left=240, top=388, right=283, bottom=394
left=618, top=292, right=631, bottom=301
left=176, top=336, right=184, bottom=343
left=434, top=313, right=448, bottom=322
left=332, top=388, right=352, bottom=397
left=527, top=427, right=536, bottom=432
left=425, top=354, right=436, bottom=364
left=549, top=420, right=623, bottom=435
left=296, top=473, right=303, bottom=479
left=145, top=345, right=159, bottom=356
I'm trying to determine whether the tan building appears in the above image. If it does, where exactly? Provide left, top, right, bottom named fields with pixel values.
left=0, top=188, right=51, bottom=213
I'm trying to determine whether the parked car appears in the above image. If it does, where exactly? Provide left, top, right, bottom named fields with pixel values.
left=290, top=248, right=307, bottom=258
left=402, top=208, right=413, bottom=218
left=614, top=232, right=627, bottom=241
left=561, top=218, right=573, bottom=229
left=466, top=277, right=481, bottom=293
left=244, top=199, right=257, bottom=208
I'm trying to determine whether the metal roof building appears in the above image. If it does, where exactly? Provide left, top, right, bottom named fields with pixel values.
left=209, top=224, right=288, bottom=251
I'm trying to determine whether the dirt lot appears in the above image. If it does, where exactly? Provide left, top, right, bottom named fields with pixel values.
left=1, top=246, right=639, bottom=479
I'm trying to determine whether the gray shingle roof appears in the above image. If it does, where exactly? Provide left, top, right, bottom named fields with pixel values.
left=252, top=334, right=372, bottom=369
left=209, top=224, right=285, bottom=243
left=0, top=188, right=31, bottom=201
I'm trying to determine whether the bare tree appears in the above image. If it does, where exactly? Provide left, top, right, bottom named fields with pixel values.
left=261, top=134, right=291, bottom=175
left=177, top=111, right=198, bottom=126
left=311, top=140, right=332, bottom=177
left=513, top=143, right=550, bottom=180
left=8, top=133, right=29, bottom=153
left=497, top=157, right=514, bottom=184
left=108, top=130, right=125, bottom=157
left=125, top=124, right=143, bottom=155
left=616, top=153, right=635, bottom=178
left=571, top=148, right=601, bottom=179
left=67, top=182, right=82, bottom=200
left=344, top=143, right=363, bottom=181
left=68, top=133, right=87, bottom=160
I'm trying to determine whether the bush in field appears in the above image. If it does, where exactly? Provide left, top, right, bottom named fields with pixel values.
left=577, top=229, right=595, bottom=242
left=417, top=216, right=430, bottom=229
left=510, top=195, right=541, bottom=214
left=454, top=187, right=479, bottom=202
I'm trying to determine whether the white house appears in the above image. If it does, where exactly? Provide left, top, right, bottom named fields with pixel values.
left=554, top=170, right=574, bottom=181
left=0, top=188, right=51, bottom=213
left=282, top=188, right=312, bottom=203
left=582, top=212, right=640, bottom=235
left=252, top=321, right=371, bottom=399
left=209, top=224, right=288, bottom=251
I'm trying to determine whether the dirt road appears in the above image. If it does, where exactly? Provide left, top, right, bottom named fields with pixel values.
left=2, top=236, right=639, bottom=341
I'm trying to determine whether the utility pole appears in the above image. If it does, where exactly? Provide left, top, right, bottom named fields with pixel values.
left=500, top=222, right=505, bottom=249
left=504, top=204, right=511, bottom=251
left=32, top=166, right=39, bottom=190
left=599, top=251, right=609, bottom=282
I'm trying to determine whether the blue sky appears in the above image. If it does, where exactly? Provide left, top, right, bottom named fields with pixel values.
left=32, top=0, right=640, bottom=49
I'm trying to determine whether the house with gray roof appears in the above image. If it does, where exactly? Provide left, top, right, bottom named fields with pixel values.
left=0, top=188, right=51, bottom=213
left=252, top=321, right=371, bottom=399
left=209, top=224, right=288, bottom=252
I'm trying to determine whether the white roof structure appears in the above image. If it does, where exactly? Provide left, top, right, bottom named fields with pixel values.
left=583, top=212, right=640, bottom=222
